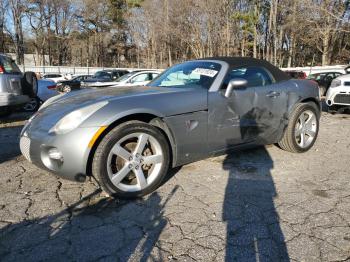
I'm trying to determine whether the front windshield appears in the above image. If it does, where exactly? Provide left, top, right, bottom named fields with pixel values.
left=148, top=61, right=221, bottom=89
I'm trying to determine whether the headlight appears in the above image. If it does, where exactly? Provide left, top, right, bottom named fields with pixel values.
left=49, top=101, right=108, bottom=135
left=330, top=79, right=341, bottom=88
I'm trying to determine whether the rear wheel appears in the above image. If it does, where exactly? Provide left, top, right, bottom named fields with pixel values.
left=92, top=121, right=170, bottom=199
left=22, top=97, right=41, bottom=112
left=62, top=85, right=71, bottom=93
left=0, top=106, right=12, bottom=118
left=278, top=103, right=320, bottom=153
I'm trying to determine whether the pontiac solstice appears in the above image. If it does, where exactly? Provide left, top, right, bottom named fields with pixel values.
left=20, top=57, right=321, bottom=198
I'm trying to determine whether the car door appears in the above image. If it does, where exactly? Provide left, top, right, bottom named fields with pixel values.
left=208, top=66, right=288, bottom=153
left=251, top=68, right=289, bottom=144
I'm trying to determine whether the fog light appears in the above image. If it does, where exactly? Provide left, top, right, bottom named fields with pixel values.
left=48, top=148, right=63, bottom=161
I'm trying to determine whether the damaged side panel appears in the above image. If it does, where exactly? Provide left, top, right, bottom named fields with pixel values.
left=208, top=88, right=257, bottom=152
left=207, top=80, right=305, bottom=153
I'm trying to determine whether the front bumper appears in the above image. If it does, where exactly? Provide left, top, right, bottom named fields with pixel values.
left=326, top=87, right=350, bottom=106
left=20, top=122, right=101, bottom=182
left=0, top=93, right=30, bottom=107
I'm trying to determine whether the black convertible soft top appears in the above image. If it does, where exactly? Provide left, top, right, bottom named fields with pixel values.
left=202, top=56, right=291, bottom=82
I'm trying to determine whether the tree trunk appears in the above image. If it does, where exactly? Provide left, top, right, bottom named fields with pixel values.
left=322, top=29, right=330, bottom=66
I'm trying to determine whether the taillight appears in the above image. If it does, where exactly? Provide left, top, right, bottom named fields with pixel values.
left=47, top=85, right=57, bottom=90
left=0, top=66, right=5, bottom=74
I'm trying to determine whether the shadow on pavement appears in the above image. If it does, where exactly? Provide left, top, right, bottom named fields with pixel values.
left=223, top=147, right=289, bottom=261
left=0, top=186, right=179, bottom=261
left=221, top=105, right=290, bottom=261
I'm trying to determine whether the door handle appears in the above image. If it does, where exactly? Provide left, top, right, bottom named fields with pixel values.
left=266, top=91, right=280, bottom=98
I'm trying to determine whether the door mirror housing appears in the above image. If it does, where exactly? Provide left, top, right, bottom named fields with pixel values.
left=224, top=78, right=248, bottom=98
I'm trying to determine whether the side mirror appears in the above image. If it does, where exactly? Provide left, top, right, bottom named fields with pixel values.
left=224, top=78, right=248, bottom=98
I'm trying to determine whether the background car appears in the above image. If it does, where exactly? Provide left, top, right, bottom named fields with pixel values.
left=42, top=73, right=67, bottom=83
left=81, top=70, right=130, bottom=87
left=20, top=57, right=321, bottom=199
left=84, top=70, right=161, bottom=88
left=56, top=74, right=92, bottom=93
left=0, top=54, right=37, bottom=117
left=307, top=72, right=343, bottom=96
left=284, top=70, right=307, bottom=79
left=22, top=79, right=59, bottom=112
left=326, top=74, right=350, bottom=112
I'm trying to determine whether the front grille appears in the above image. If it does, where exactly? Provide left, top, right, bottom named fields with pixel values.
left=344, top=82, right=350, bottom=86
left=334, top=94, right=350, bottom=104
left=20, top=136, right=31, bottom=162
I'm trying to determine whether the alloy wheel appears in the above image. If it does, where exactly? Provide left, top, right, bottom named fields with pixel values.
left=106, top=132, right=164, bottom=192
left=294, top=110, right=317, bottom=148
left=62, top=85, right=71, bottom=93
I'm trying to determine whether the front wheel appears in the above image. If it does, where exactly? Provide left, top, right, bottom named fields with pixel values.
left=92, top=121, right=170, bottom=199
left=278, top=102, right=320, bottom=153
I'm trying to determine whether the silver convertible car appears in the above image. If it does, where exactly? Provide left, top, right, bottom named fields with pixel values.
left=20, top=57, right=321, bottom=198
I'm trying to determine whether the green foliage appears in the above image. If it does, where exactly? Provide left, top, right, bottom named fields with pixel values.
left=109, top=0, right=127, bottom=26
left=126, top=0, right=143, bottom=8
left=108, top=0, right=143, bottom=26
left=232, top=11, right=258, bottom=35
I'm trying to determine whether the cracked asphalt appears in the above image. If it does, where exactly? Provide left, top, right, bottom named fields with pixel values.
left=0, top=112, right=350, bottom=262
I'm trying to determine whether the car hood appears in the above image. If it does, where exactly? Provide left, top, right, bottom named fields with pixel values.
left=86, top=81, right=122, bottom=87
left=33, top=85, right=208, bottom=129
left=333, top=74, right=350, bottom=81
left=43, top=85, right=173, bottom=106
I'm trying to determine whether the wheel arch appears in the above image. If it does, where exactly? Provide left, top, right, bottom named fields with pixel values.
left=85, top=113, right=177, bottom=176
left=300, top=97, right=321, bottom=113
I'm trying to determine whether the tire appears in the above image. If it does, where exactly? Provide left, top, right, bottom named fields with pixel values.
left=92, top=121, right=170, bottom=199
left=22, top=72, right=38, bottom=98
left=62, top=85, right=71, bottom=93
left=22, top=97, right=41, bottom=112
left=0, top=106, right=12, bottom=118
left=278, top=102, right=320, bottom=153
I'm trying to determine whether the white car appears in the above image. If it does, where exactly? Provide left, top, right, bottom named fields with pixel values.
left=85, top=70, right=161, bottom=88
left=42, top=73, right=67, bottom=83
left=326, top=74, right=350, bottom=109
left=23, top=79, right=59, bottom=112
